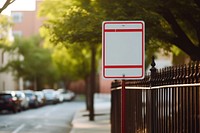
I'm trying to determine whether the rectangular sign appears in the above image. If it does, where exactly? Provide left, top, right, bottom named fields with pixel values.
left=102, top=21, right=145, bottom=79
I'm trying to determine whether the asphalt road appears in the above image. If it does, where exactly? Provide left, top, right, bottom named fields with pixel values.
left=0, top=100, right=84, bottom=133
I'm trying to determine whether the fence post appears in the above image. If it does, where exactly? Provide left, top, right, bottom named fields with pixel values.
left=149, top=56, right=157, bottom=133
left=150, top=56, right=157, bottom=85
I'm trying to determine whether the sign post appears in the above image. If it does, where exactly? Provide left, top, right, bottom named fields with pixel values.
left=121, top=78, right=125, bottom=133
left=102, top=21, right=145, bottom=133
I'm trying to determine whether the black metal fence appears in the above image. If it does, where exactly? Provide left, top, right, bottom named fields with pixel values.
left=111, top=60, right=200, bottom=133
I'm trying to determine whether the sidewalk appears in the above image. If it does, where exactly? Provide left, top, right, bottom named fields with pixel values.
left=70, top=94, right=111, bottom=133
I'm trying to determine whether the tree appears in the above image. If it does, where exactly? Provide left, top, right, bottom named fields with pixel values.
left=51, top=44, right=82, bottom=88
left=50, top=43, right=93, bottom=109
left=95, top=0, right=200, bottom=60
left=67, top=43, right=99, bottom=110
left=39, top=0, right=103, bottom=120
left=0, top=0, right=15, bottom=13
left=0, top=35, right=58, bottom=90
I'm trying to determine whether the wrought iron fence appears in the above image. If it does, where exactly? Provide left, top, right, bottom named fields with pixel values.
left=111, top=60, right=200, bottom=133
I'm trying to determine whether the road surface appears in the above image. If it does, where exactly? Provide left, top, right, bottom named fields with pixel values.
left=0, top=99, right=84, bottom=133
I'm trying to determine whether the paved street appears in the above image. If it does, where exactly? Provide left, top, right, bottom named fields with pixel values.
left=0, top=99, right=84, bottom=133
left=70, top=94, right=111, bottom=133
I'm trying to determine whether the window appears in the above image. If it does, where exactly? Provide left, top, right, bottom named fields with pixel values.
left=11, top=12, right=23, bottom=23
left=12, top=31, right=22, bottom=37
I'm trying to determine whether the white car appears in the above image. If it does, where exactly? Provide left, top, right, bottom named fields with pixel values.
left=15, top=91, right=30, bottom=109
left=43, top=89, right=59, bottom=104
left=57, top=89, right=75, bottom=101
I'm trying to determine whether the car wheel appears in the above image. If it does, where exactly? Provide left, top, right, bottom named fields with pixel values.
left=12, top=108, right=17, bottom=113
left=18, top=107, right=21, bottom=112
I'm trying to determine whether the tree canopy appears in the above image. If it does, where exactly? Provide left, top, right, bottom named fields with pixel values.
left=39, top=0, right=200, bottom=64
left=39, top=0, right=103, bottom=120
left=39, top=3, right=102, bottom=46
left=96, top=0, right=200, bottom=60
left=39, top=0, right=103, bottom=81
left=38, top=0, right=200, bottom=120
left=0, top=35, right=58, bottom=89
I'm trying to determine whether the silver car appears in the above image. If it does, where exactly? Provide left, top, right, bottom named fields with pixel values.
left=57, top=88, right=75, bottom=101
left=14, top=91, right=29, bottom=110
left=43, top=89, right=59, bottom=104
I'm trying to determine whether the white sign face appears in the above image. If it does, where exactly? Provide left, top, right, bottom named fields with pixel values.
left=102, top=21, right=145, bottom=79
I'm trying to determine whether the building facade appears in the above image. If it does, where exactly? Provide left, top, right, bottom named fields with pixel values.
left=11, top=0, right=43, bottom=38
left=0, top=49, right=17, bottom=91
left=0, top=14, right=21, bottom=91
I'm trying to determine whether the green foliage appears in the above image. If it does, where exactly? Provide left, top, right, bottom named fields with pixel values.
left=52, top=44, right=77, bottom=81
left=0, top=35, right=59, bottom=88
left=96, top=0, right=200, bottom=60
left=39, top=0, right=200, bottom=80
left=0, top=15, right=12, bottom=46
left=52, top=44, right=91, bottom=81
left=40, top=5, right=102, bottom=45
left=38, top=0, right=74, bottom=19
left=39, top=0, right=103, bottom=82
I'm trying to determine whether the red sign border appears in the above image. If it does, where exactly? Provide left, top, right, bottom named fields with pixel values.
left=102, top=21, right=145, bottom=79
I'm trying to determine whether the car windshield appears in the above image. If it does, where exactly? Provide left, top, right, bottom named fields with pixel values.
left=44, top=92, right=54, bottom=96
left=0, top=94, right=12, bottom=99
left=36, top=93, right=43, bottom=97
left=24, top=93, right=33, bottom=98
left=16, top=93, right=22, bottom=98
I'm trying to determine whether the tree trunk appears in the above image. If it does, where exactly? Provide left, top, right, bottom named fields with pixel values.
left=84, top=77, right=90, bottom=110
left=89, top=44, right=96, bottom=121
left=158, top=8, right=200, bottom=60
left=172, top=38, right=200, bottom=60
left=0, top=0, right=15, bottom=13
left=64, top=80, right=70, bottom=90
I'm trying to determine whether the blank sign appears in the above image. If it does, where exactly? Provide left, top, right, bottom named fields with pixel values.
left=102, top=21, right=145, bottom=79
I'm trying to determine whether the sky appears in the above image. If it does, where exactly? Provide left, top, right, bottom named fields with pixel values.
left=1, top=0, right=35, bottom=15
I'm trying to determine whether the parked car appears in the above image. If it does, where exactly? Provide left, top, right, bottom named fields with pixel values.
left=57, top=88, right=75, bottom=101
left=56, top=90, right=64, bottom=103
left=12, top=91, right=29, bottom=110
left=23, top=90, right=39, bottom=108
left=0, top=92, right=21, bottom=113
left=35, top=91, right=46, bottom=106
left=43, top=89, right=59, bottom=104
